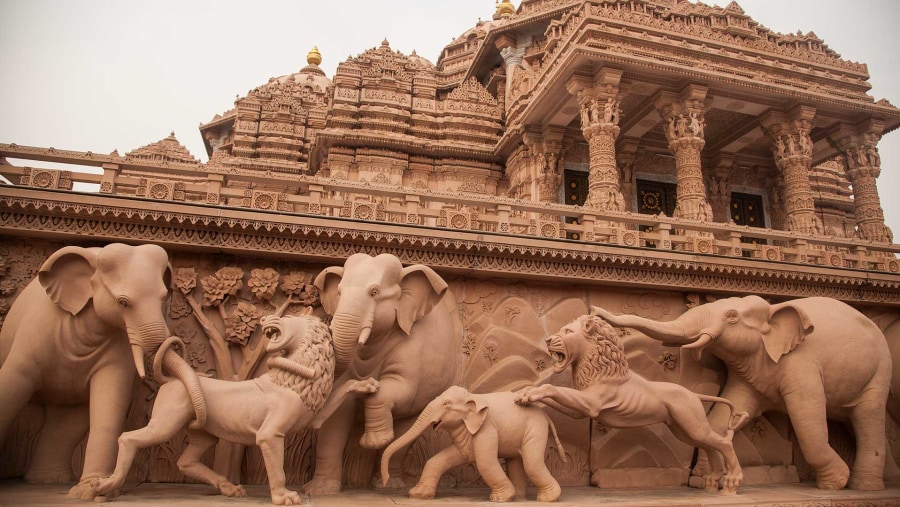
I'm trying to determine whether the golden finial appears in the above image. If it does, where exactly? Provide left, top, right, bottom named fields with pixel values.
left=307, top=46, right=322, bottom=66
left=496, top=0, right=515, bottom=16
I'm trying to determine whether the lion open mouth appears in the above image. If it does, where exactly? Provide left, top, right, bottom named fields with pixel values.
left=545, top=334, right=569, bottom=372
left=261, top=317, right=287, bottom=354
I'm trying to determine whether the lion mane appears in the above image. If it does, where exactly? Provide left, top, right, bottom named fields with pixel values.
left=266, top=316, right=335, bottom=412
left=571, top=315, right=631, bottom=390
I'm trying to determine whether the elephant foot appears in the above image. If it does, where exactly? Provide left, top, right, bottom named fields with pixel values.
left=68, top=478, right=110, bottom=500
left=219, top=482, right=247, bottom=498
left=302, top=478, right=342, bottom=495
left=409, top=482, right=437, bottom=500
left=359, top=428, right=394, bottom=449
left=24, top=466, right=75, bottom=484
left=536, top=481, right=562, bottom=502
left=815, top=460, right=850, bottom=490
left=848, top=471, right=884, bottom=491
left=489, top=484, right=516, bottom=502
left=270, top=487, right=302, bottom=505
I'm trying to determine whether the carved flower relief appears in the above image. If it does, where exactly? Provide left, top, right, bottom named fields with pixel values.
left=173, top=267, right=197, bottom=294
left=168, top=292, right=192, bottom=320
left=461, top=332, right=477, bottom=356
left=481, top=339, right=499, bottom=365
left=225, top=301, right=262, bottom=346
left=280, top=271, right=320, bottom=306
left=0, top=280, right=17, bottom=296
left=248, top=268, right=280, bottom=301
left=658, top=352, right=678, bottom=371
left=200, top=267, right=244, bottom=307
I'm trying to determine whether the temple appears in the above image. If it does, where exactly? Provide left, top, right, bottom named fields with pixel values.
left=2, top=0, right=900, bottom=500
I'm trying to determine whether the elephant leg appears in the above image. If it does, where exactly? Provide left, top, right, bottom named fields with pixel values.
left=847, top=396, right=887, bottom=490
left=302, top=393, right=357, bottom=494
left=25, top=403, right=89, bottom=483
left=783, top=387, right=848, bottom=489
left=522, top=438, right=561, bottom=502
left=70, top=367, right=133, bottom=500
left=177, top=429, right=246, bottom=498
left=474, top=435, right=516, bottom=502
left=409, top=445, right=468, bottom=499
left=0, top=358, right=39, bottom=446
left=506, top=457, right=527, bottom=500
left=360, top=376, right=415, bottom=449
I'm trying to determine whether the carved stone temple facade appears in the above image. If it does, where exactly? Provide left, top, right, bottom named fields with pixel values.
left=2, top=0, right=900, bottom=497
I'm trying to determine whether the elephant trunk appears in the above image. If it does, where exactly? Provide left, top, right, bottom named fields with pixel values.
left=594, top=306, right=708, bottom=346
left=152, top=336, right=208, bottom=429
left=127, top=321, right=169, bottom=378
left=380, top=404, right=439, bottom=487
left=330, top=312, right=365, bottom=374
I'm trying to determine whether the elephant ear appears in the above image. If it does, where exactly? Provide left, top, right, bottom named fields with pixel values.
left=763, top=302, right=814, bottom=363
left=38, top=246, right=100, bottom=316
left=314, top=266, right=344, bottom=315
left=463, top=396, right=489, bottom=435
left=397, top=264, right=448, bottom=335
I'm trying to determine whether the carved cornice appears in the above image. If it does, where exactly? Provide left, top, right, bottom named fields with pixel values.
left=2, top=187, right=898, bottom=306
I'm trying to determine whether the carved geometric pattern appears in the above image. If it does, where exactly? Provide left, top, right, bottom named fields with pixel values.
left=1, top=193, right=899, bottom=306
left=136, top=179, right=175, bottom=200
left=20, top=168, right=72, bottom=190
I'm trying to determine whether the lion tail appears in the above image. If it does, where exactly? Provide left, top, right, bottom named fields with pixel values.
left=544, top=414, right=567, bottom=463
left=695, top=394, right=750, bottom=432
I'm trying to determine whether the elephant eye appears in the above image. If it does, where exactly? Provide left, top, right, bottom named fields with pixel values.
left=368, top=285, right=380, bottom=298
left=117, top=296, right=130, bottom=308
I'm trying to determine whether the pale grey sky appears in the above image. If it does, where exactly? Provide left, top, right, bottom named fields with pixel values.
left=1, top=0, right=898, bottom=235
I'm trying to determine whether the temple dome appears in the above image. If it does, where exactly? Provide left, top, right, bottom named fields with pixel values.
left=496, top=0, right=516, bottom=16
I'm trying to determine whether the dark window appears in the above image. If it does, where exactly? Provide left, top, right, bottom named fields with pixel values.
left=637, top=180, right=677, bottom=247
left=564, top=170, right=588, bottom=239
left=731, top=192, right=766, bottom=256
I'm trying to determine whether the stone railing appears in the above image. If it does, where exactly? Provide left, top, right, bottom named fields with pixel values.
left=1, top=145, right=898, bottom=275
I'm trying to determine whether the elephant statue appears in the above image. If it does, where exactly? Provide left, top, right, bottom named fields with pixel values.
left=303, top=253, right=464, bottom=494
left=380, top=386, right=565, bottom=502
left=592, top=295, right=892, bottom=491
left=0, top=243, right=204, bottom=500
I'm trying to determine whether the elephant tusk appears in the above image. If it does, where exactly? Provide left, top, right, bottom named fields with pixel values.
left=682, top=333, right=712, bottom=362
left=131, top=344, right=146, bottom=378
left=358, top=327, right=372, bottom=346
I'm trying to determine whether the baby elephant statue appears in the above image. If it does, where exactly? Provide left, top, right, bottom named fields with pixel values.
left=515, top=314, right=748, bottom=494
left=380, top=385, right=566, bottom=502
left=92, top=314, right=379, bottom=505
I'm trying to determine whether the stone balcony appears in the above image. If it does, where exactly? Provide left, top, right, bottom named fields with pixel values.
left=1, top=143, right=899, bottom=307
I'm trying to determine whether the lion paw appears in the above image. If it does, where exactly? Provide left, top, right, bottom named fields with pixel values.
left=220, top=483, right=247, bottom=497
left=409, top=483, right=436, bottom=499
left=350, top=378, right=379, bottom=394
left=271, top=488, right=303, bottom=505
left=68, top=479, right=108, bottom=500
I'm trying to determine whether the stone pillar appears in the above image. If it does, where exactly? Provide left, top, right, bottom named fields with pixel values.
left=524, top=131, right=564, bottom=218
left=656, top=86, right=713, bottom=223
left=566, top=69, right=626, bottom=215
left=761, top=107, right=822, bottom=236
left=832, top=123, right=893, bottom=244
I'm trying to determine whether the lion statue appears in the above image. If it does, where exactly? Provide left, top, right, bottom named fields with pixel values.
left=515, top=313, right=748, bottom=494
left=92, top=313, right=378, bottom=505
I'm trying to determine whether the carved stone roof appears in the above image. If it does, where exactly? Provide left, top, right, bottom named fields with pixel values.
left=125, top=132, right=199, bottom=165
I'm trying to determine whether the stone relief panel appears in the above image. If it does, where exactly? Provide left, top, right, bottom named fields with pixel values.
left=0, top=239, right=894, bottom=491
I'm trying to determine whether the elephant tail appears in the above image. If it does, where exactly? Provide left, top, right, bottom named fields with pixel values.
left=544, top=412, right=567, bottom=463
left=695, top=394, right=750, bottom=434
left=153, top=336, right=208, bottom=429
